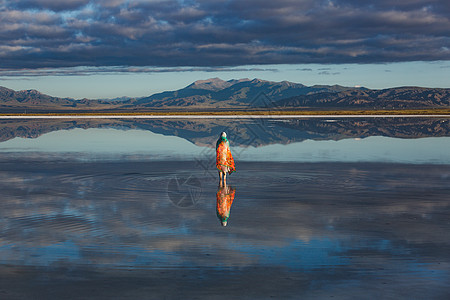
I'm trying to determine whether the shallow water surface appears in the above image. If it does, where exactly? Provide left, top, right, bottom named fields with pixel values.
left=0, top=118, right=449, bottom=299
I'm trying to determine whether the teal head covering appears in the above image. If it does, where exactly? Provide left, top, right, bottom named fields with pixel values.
left=216, top=131, right=229, bottom=148
left=217, top=211, right=229, bottom=226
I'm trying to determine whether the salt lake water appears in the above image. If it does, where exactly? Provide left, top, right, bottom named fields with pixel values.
left=0, top=117, right=449, bottom=299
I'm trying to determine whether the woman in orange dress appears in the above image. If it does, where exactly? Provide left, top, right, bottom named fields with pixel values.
left=216, top=132, right=236, bottom=184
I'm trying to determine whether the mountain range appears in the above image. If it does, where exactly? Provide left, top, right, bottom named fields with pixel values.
left=1, top=78, right=449, bottom=112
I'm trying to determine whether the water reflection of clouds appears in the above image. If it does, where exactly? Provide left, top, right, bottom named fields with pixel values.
left=1, top=162, right=449, bottom=273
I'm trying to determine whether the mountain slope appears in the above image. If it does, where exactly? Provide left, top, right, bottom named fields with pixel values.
left=0, top=86, right=76, bottom=107
left=275, top=87, right=450, bottom=109
left=0, top=86, right=123, bottom=112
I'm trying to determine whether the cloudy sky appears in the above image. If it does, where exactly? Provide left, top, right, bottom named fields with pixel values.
left=1, top=0, right=449, bottom=98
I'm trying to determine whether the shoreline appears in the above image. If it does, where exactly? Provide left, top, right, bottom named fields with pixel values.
left=1, top=109, right=449, bottom=119
left=0, top=114, right=449, bottom=119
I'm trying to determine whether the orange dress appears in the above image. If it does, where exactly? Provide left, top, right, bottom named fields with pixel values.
left=216, top=139, right=236, bottom=174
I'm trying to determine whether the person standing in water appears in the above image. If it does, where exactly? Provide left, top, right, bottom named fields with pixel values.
left=216, top=132, right=236, bottom=185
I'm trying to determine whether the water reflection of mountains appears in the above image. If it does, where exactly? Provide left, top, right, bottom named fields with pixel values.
left=0, top=118, right=449, bottom=146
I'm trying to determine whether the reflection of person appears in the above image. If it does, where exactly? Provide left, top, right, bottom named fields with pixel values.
left=216, top=132, right=235, bottom=184
left=216, top=183, right=236, bottom=227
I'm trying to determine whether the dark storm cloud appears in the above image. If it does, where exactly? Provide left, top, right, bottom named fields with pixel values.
left=11, top=0, right=90, bottom=11
left=0, top=0, right=449, bottom=70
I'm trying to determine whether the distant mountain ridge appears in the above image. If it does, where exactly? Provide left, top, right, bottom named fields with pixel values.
left=277, top=86, right=450, bottom=109
left=0, top=86, right=74, bottom=106
left=1, top=78, right=449, bottom=112
left=134, top=78, right=359, bottom=109
left=0, top=86, right=129, bottom=112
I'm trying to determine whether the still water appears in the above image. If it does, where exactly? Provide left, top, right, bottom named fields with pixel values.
left=0, top=117, right=449, bottom=299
